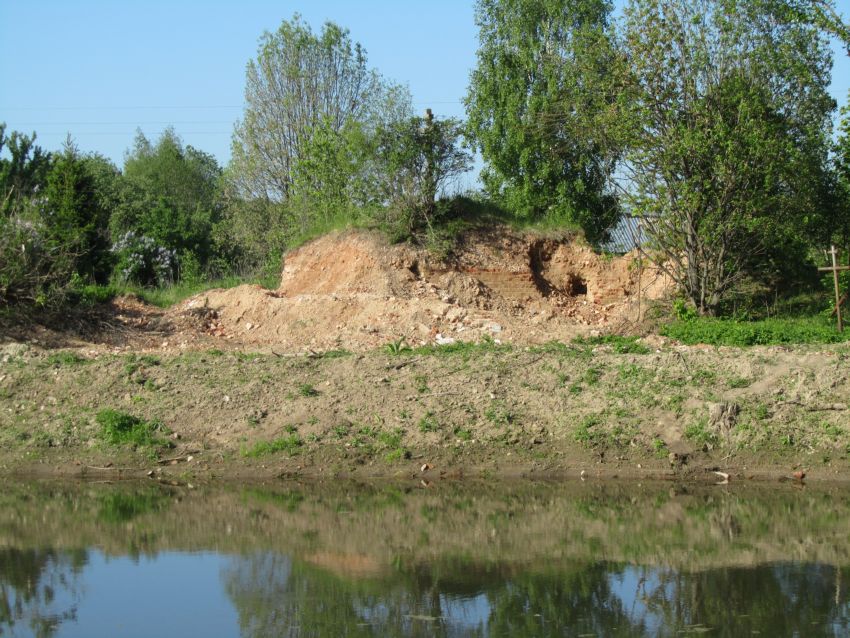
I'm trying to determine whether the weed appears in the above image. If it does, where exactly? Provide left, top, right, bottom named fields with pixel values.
left=727, top=376, right=752, bottom=389
left=414, top=374, right=429, bottom=394
left=485, top=402, right=515, bottom=427
left=684, top=418, right=719, bottom=448
left=96, top=409, right=170, bottom=448
left=454, top=427, right=473, bottom=441
left=583, top=366, right=603, bottom=385
left=385, top=339, right=412, bottom=355
left=44, top=352, right=88, bottom=367
left=207, top=349, right=225, bottom=356
left=652, top=438, right=669, bottom=458
left=297, top=383, right=319, bottom=397
left=332, top=423, right=350, bottom=439
left=754, top=403, right=770, bottom=420
left=574, top=415, right=603, bottom=447
left=418, top=412, right=440, bottom=433
left=319, top=349, right=352, bottom=359
left=242, top=434, right=303, bottom=458
left=662, top=316, right=850, bottom=346
left=410, top=336, right=512, bottom=358
left=573, top=335, right=650, bottom=354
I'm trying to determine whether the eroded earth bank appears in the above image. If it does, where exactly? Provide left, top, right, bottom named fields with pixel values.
left=1, top=228, right=848, bottom=481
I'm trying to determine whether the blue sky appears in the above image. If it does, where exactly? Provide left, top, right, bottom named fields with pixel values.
left=1, top=0, right=848, bottom=171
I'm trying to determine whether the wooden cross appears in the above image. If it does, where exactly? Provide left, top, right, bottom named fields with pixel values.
left=818, top=245, right=850, bottom=332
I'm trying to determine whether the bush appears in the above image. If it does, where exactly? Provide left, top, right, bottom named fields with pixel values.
left=111, top=231, right=178, bottom=287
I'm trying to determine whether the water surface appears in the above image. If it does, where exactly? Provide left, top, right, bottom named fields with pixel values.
left=1, top=480, right=848, bottom=636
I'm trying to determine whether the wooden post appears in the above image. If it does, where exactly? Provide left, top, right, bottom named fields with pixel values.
left=818, top=245, right=850, bottom=333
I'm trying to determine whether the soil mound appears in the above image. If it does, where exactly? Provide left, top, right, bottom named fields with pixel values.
left=170, top=227, right=670, bottom=351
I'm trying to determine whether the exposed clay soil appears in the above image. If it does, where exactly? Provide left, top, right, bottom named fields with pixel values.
left=1, top=227, right=848, bottom=481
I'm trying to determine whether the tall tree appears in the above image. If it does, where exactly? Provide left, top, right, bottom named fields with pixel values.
left=230, top=15, right=410, bottom=203
left=374, top=112, right=472, bottom=236
left=465, top=0, right=622, bottom=242
left=619, top=0, right=836, bottom=315
left=114, top=128, right=222, bottom=269
left=0, top=124, right=50, bottom=218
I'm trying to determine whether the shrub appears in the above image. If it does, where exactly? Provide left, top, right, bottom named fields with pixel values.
left=111, top=231, right=178, bottom=287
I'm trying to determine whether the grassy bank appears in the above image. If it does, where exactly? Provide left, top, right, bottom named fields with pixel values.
left=1, top=338, right=848, bottom=480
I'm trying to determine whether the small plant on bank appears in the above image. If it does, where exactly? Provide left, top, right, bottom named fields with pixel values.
left=418, top=412, right=440, bottom=433
left=242, top=433, right=303, bottom=458
left=573, top=335, right=650, bottom=355
left=684, top=417, right=719, bottom=449
left=385, top=339, right=412, bottom=355
left=297, top=383, right=319, bottom=397
left=96, top=409, right=171, bottom=448
left=44, top=351, right=89, bottom=367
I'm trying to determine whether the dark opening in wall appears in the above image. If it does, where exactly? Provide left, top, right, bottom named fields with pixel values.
left=568, top=274, right=588, bottom=296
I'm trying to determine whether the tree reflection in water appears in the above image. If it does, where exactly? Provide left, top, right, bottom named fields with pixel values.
left=222, top=555, right=850, bottom=637
left=0, top=548, right=87, bottom=638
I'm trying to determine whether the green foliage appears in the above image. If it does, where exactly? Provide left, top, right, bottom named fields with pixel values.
left=44, top=352, right=88, bottom=367
left=384, top=339, right=412, bottom=355
left=113, top=128, right=222, bottom=281
left=242, top=434, right=303, bottom=457
left=620, top=0, right=836, bottom=315
left=372, top=114, right=472, bottom=238
left=574, top=414, right=603, bottom=447
left=96, top=409, right=169, bottom=448
left=0, top=123, right=50, bottom=217
left=410, top=336, right=512, bottom=358
left=465, top=0, right=621, bottom=242
left=661, top=316, right=850, bottom=346
left=418, top=412, right=440, bottom=433
left=297, top=383, right=319, bottom=397
left=684, top=418, right=719, bottom=448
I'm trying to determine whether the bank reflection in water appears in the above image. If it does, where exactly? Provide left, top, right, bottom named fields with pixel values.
left=1, top=481, right=849, bottom=636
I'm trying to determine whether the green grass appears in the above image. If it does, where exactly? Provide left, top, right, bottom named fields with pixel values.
left=418, top=412, right=440, bottom=433
left=661, top=316, right=850, bottom=346
left=297, top=383, right=319, bottom=397
left=684, top=418, right=719, bottom=448
left=44, top=351, right=89, bottom=367
left=573, top=335, right=651, bottom=354
left=96, top=409, right=170, bottom=448
left=81, top=273, right=280, bottom=309
left=242, top=434, right=303, bottom=458
left=409, top=337, right=512, bottom=358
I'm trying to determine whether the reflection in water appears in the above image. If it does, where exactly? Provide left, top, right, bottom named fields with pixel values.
left=0, top=549, right=86, bottom=638
left=0, top=481, right=848, bottom=636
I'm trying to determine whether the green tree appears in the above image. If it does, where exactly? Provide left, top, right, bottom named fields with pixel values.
left=230, top=15, right=410, bottom=204
left=0, top=124, right=50, bottom=218
left=619, top=0, right=836, bottom=315
left=465, top=0, right=622, bottom=241
left=113, top=128, right=222, bottom=278
left=833, top=95, right=850, bottom=253
left=374, top=112, right=472, bottom=237
left=42, top=139, right=113, bottom=285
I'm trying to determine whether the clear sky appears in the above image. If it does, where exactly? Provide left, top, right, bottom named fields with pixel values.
left=1, top=0, right=848, bottom=172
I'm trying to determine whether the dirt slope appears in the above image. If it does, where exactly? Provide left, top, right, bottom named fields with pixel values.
left=169, top=227, right=670, bottom=352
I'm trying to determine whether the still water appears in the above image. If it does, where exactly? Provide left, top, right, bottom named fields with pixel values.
left=1, top=480, right=848, bottom=637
